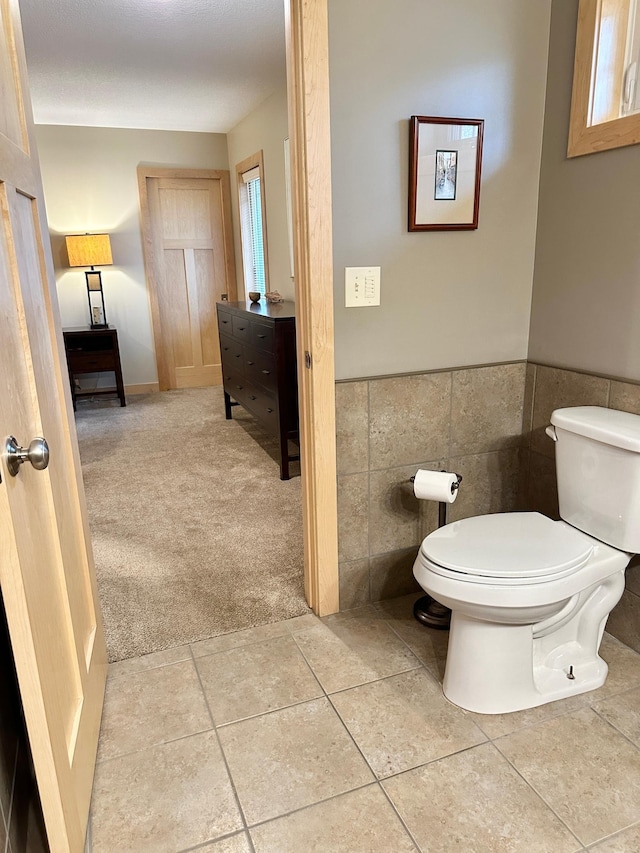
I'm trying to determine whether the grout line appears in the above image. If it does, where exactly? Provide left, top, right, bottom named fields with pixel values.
left=188, top=645, right=253, bottom=839
left=490, top=739, right=587, bottom=849
left=447, top=369, right=454, bottom=461
left=94, top=721, right=217, bottom=767
left=241, top=780, right=378, bottom=833
left=583, top=818, right=640, bottom=850
left=107, top=651, right=194, bottom=681
left=590, top=704, right=640, bottom=754
left=377, top=780, right=422, bottom=852
left=214, top=693, right=327, bottom=731
left=177, top=828, right=252, bottom=852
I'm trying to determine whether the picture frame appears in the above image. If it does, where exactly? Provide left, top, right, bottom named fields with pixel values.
left=408, top=115, right=484, bottom=231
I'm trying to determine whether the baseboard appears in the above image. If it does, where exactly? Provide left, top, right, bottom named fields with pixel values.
left=125, top=382, right=160, bottom=395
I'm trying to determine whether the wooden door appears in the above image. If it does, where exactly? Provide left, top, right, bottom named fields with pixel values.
left=0, top=2, right=107, bottom=851
left=138, top=168, right=237, bottom=390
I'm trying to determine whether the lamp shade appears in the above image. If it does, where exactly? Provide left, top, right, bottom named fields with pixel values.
left=66, top=233, right=113, bottom=268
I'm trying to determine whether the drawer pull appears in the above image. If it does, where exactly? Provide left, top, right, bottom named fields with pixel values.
left=235, top=354, right=241, bottom=358
left=221, top=319, right=229, bottom=324
left=247, top=361, right=255, bottom=366
left=223, top=346, right=229, bottom=351
left=261, top=369, right=271, bottom=375
left=236, top=385, right=243, bottom=390
left=266, top=408, right=274, bottom=414
left=249, top=395, right=257, bottom=401
left=238, top=326, right=246, bottom=331
left=257, top=334, right=266, bottom=339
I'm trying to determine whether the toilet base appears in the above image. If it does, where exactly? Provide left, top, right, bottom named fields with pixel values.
left=413, top=595, right=451, bottom=630
left=443, top=612, right=610, bottom=714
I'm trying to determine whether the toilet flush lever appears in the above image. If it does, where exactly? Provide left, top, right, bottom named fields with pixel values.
left=567, top=666, right=575, bottom=680
left=545, top=425, right=557, bottom=442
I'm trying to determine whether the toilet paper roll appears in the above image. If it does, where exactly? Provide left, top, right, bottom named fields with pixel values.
left=413, top=469, right=459, bottom=503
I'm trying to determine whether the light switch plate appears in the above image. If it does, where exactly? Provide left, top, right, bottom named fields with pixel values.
left=345, top=266, right=381, bottom=307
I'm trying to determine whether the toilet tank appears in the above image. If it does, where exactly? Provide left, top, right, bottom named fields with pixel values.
left=550, top=406, right=640, bottom=552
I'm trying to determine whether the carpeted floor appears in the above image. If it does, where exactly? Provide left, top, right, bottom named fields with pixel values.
left=75, top=387, right=308, bottom=662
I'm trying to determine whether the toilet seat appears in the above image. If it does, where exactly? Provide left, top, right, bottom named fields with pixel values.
left=421, top=512, right=594, bottom=585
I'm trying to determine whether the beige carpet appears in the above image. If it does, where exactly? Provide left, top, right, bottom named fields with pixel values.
left=75, top=387, right=308, bottom=662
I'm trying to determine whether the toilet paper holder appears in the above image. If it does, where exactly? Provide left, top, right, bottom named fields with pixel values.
left=409, top=471, right=462, bottom=496
left=410, top=471, right=462, bottom=631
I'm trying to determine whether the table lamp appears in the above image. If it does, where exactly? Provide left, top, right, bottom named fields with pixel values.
left=65, top=233, right=113, bottom=328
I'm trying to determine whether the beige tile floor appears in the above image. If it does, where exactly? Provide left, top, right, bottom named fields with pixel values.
left=89, top=594, right=640, bottom=853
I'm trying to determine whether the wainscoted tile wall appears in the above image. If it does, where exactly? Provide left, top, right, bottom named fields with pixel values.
left=523, top=363, right=640, bottom=654
left=0, top=596, right=48, bottom=853
left=336, top=360, right=640, bottom=655
left=335, top=362, right=527, bottom=610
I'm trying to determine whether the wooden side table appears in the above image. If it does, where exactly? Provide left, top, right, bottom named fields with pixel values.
left=62, top=326, right=126, bottom=410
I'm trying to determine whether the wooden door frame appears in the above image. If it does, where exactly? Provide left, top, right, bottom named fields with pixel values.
left=137, top=167, right=236, bottom=391
left=285, top=0, right=339, bottom=615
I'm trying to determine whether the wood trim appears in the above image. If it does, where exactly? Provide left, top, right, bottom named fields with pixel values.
left=125, top=382, right=160, bottom=395
left=137, top=167, right=236, bottom=390
left=569, top=0, right=640, bottom=156
left=285, top=0, right=339, bottom=615
left=235, top=150, right=270, bottom=295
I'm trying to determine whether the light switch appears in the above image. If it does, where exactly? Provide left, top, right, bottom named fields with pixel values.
left=345, top=266, right=381, bottom=307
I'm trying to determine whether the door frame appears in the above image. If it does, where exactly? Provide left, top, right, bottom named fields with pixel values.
left=285, top=0, right=339, bottom=615
left=137, top=167, right=236, bottom=391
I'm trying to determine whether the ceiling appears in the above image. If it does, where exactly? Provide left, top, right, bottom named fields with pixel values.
left=19, top=0, right=286, bottom=134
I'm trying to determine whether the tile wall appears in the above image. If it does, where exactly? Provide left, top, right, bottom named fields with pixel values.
left=335, top=362, right=527, bottom=610
left=0, top=596, right=48, bottom=853
left=335, top=360, right=640, bottom=654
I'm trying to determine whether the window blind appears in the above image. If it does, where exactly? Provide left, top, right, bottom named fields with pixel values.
left=239, top=172, right=266, bottom=295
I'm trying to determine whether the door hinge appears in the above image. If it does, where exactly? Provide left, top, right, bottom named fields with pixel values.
left=305, top=351, right=312, bottom=369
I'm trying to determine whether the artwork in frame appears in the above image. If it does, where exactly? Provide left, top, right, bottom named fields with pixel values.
left=408, top=116, right=484, bottom=231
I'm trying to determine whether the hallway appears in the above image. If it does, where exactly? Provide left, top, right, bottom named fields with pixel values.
left=76, top=387, right=307, bottom=661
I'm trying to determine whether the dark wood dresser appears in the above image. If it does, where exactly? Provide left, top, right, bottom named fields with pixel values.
left=63, top=326, right=126, bottom=410
left=217, top=300, right=298, bottom=479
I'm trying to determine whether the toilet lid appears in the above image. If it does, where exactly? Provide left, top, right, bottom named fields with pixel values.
left=421, top=512, right=593, bottom=580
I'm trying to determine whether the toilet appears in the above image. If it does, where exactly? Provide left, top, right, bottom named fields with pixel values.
left=413, top=405, right=640, bottom=715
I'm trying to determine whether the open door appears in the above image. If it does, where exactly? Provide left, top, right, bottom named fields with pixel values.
left=0, top=2, right=107, bottom=851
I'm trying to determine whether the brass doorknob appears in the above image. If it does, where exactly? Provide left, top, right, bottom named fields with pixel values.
left=5, top=436, right=50, bottom=477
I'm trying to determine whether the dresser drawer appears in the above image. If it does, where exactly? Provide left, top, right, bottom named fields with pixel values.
left=225, top=372, right=249, bottom=400
left=251, top=321, right=274, bottom=351
left=232, top=315, right=251, bottom=341
left=217, top=310, right=233, bottom=334
left=241, top=386, right=278, bottom=433
left=245, top=349, right=276, bottom=393
left=219, top=334, right=244, bottom=373
left=67, top=351, right=116, bottom=373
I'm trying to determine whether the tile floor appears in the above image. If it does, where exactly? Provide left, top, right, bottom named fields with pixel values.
left=89, top=594, right=640, bottom=852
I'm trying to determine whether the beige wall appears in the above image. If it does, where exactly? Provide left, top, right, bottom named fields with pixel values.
left=529, top=0, right=640, bottom=381
left=328, top=0, right=552, bottom=381
left=226, top=86, right=293, bottom=301
left=35, top=125, right=229, bottom=388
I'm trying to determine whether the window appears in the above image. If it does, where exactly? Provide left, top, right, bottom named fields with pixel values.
left=569, top=0, right=640, bottom=156
left=236, top=151, right=269, bottom=296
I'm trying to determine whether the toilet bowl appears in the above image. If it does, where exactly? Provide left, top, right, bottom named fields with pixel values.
left=413, top=406, right=640, bottom=715
left=413, top=513, right=629, bottom=713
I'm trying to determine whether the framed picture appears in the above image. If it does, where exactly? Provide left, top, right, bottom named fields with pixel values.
left=408, top=116, right=484, bottom=231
